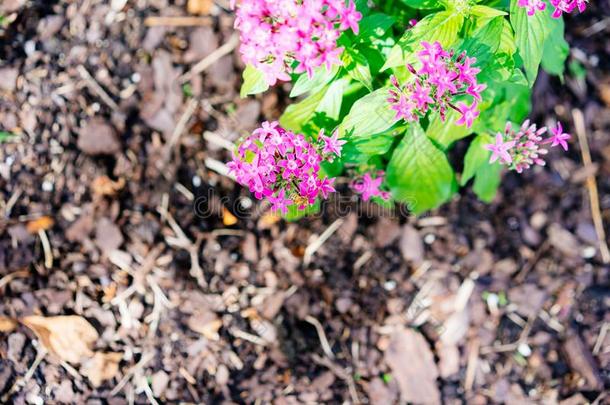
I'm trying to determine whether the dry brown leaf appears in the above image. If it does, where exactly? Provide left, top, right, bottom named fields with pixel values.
left=21, top=315, right=99, bottom=364
left=187, top=312, right=222, bottom=340
left=222, top=207, right=238, bottom=226
left=81, top=352, right=123, bottom=387
left=26, top=216, right=54, bottom=234
left=259, top=211, right=280, bottom=228
left=0, top=316, right=18, bottom=333
left=187, top=0, right=213, bottom=15
left=91, top=175, right=125, bottom=196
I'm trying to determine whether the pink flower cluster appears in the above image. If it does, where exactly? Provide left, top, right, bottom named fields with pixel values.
left=485, top=120, right=571, bottom=173
left=518, top=0, right=587, bottom=17
left=232, top=0, right=362, bottom=86
left=388, top=42, right=485, bottom=129
left=351, top=171, right=391, bottom=201
left=228, top=122, right=342, bottom=214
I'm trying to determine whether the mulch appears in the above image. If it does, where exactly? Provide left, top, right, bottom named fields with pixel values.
left=0, top=1, right=608, bottom=403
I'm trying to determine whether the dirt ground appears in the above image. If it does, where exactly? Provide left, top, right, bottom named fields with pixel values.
left=0, top=0, right=608, bottom=404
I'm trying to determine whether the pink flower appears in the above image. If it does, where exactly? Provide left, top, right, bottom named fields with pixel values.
left=485, top=133, right=516, bottom=164
left=519, top=0, right=587, bottom=18
left=319, top=129, right=347, bottom=158
left=269, top=189, right=292, bottom=214
left=232, top=0, right=362, bottom=86
left=545, top=122, right=571, bottom=151
left=455, top=102, right=480, bottom=128
left=389, top=42, right=483, bottom=128
left=229, top=121, right=338, bottom=211
left=486, top=119, right=569, bottom=173
left=352, top=172, right=391, bottom=202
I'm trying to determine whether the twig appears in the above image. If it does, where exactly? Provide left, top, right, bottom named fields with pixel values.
left=77, top=65, right=120, bottom=111
left=229, top=327, right=268, bottom=346
left=305, top=315, right=335, bottom=359
left=303, top=218, right=344, bottom=265
left=515, top=240, right=549, bottom=283
left=144, top=16, right=213, bottom=27
left=179, top=34, right=240, bottom=83
left=464, top=338, right=479, bottom=393
left=0, top=269, right=29, bottom=290
left=38, top=229, right=53, bottom=269
left=165, top=98, right=198, bottom=151
left=572, top=109, right=610, bottom=263
left=593, top=322, right=609, bottom=355
left=1, top=345, right=47, bottom=402
left=205, top=157, right=235, bottom=180
left=311, top=354, right=360, bottom=404
left=109, top=352, right=155, bottom=397
left=203, top=131, right=235, bottom=151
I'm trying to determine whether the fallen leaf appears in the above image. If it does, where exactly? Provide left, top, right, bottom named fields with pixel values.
left=81, top=352, right=123, bottom=387
left=0, top=316, right=18, bottom=332
left=385, top=327, right=441, bottom=404
left=187, top=0, right=213, bottom=15
left=259, top=211, right=280, bottom=228
left=21, top=315, right=99, bottom=364
left=91, top=176, right=125, bottom=196
left=187, top=311, right=222, bottom=340
left=222, top=207, right=238, bottom=226
left=26, top=216, right=54, bottom=234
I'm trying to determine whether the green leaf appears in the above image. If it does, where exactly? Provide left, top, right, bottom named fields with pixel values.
left=399, top=0, right=444, bottom=9
left=357, top=13, right=395, bottom=40
left=0, top=131, right=15, bottom=142
left=338, top=87, right=397, bottom=139
left=279, top=86, right=328, bottom=132
left=383, top=11, right=464, bottom=71
left=386, top=123, right=457, bottom=214
left=343, top=48, right=374, bottom=91
left=290, top=65, right=339, bottom=98
left=473, top=161, right=503, bottom=202
left=461, top=133, right=493, bottom=186
left=426, top=110, right=472, bottom=150
left=510, top=0, right=551, bottom=85
left=470, top=5, right=507, bottom=18
left=541, top=15, right=569, bottom=77
left=240, top=65, right=269, bottom=98
left=458, top=17, right=504, bottom=69
left=284, top=200, right=321, bottom=221
left=317, top=78, right=349, bottom=120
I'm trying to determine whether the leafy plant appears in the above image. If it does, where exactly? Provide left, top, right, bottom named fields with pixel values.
left=231, top=0, right=582, bottom=216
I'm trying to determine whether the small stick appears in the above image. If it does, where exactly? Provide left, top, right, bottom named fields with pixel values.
left=205, top=157, right=235, bottom=180
left=166, top=98, right=198, bottom=151
left=305, top=315, right=335, bottom=359
left=1, top=346, right=47, bottom=402
left=593, top=322, right=609, bottom=355
left=38, top=229, right=53, bottom=269
left=464, top=338, right=479, bottom=393
left=109, top=352, right=155, bottom=396
left=203, top=131, right=235, bottom=151
left=179, top=34, right=240, bottom=83
left=0, top=269, right=29, bottom=290
left=572, top=109, right=610, bottom=263
left=303, top=218, right=344, bottom=265
left=77, top=65, right=120, bottom=111
left=144, top=16, right=213, bottom=27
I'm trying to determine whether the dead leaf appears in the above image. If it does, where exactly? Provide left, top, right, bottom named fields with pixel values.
left=21, top=315, right=99, bottom=364
left=26, top=216, right=54, bottom=234
left=81, top=352, right=123, bottom=387
left=259, top=211, right=280, bottom=228
left=222, top=207, right=238, bottom=226
left=0, top=316, right=18, bottom=332
left=91, top=176, right=125, bottom=196
left=187, top=311, right=222, bottom=340
left=187, top=0, right=213, bottom=15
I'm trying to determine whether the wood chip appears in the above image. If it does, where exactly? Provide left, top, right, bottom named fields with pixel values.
left=81, top=352, right=123, bottom=387
left=26, top=216, right=54, bottom=234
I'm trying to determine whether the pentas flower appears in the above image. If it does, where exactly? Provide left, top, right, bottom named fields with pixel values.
left=232, top=0, right=362, bottom=86
left=228, top=122, right=343, bottom=213
left=388, top=41, right=485, bottom=129
left=518, top=0, right=587, bottom=17
left=351, top=171, right=391, bottom=201
left=485, top=120, right=571, bottom=173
